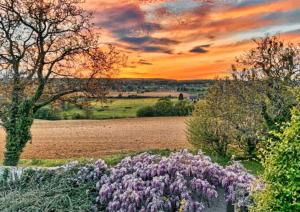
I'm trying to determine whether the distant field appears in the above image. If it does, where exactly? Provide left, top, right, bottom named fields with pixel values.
left=108, top=91, right=191, bottom=98
left=0, top=117, right=190, bottom=160
left=60, top=98, right=161, bottom=120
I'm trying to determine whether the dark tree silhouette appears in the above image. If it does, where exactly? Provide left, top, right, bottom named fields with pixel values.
left=178, top=93, right=184, bottom=100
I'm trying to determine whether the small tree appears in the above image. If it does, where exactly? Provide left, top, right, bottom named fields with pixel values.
left=0, top=0, right=123, bottom=166
left=187, top=80, right=235, bottom=156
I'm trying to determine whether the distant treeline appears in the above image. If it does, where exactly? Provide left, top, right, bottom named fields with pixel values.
left=110, top=78, right=214, bottom=95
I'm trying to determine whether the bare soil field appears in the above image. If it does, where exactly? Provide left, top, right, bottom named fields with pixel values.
left=0, top=117, right=190, bottom=160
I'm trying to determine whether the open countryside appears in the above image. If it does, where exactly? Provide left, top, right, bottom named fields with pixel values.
left=0, top=0, right=299, bottom=211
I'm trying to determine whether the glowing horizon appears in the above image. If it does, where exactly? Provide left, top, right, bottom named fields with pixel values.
left=84, top=0, right=300, bottom=80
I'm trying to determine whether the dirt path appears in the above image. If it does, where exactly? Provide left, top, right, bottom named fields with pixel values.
left=0, top=117, right=190, bottom=160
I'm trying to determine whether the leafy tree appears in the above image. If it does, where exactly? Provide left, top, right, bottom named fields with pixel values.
left=230, top=35, right=300, bottom=156
left=0, top=0, right=122, bottom=166
left=251, top=109, right=300, bottom=211
left=187, top=80, right=235, bottom=156
left=232, top=35, right=300, bottom=131
left=188, top=35, right=300, bottom=158
left=218, top=79, right=265, bottom=158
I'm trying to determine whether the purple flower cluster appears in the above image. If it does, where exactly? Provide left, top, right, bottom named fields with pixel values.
left=73, top=160, right=107, bottom=185
left=96, top=150, right=255, bottom=212
left=222, top=162, right=255, bottom=207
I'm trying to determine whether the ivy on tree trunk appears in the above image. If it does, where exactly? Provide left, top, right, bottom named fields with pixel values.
left=3, top=102, right=33, bottom=166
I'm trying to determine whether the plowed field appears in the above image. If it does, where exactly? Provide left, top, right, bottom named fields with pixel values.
left=0, top=117, right=190, bottom=159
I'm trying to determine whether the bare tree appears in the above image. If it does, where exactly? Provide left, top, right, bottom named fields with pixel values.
left=0, top=0, right=123, bottom=166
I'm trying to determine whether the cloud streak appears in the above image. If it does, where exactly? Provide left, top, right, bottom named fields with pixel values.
left=190, top=45, right=210, bottom=53
left=84, top=0, right=300, bottom=79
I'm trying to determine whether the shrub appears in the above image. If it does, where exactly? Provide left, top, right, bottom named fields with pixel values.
left=0, top=152, right=256, bottom=211
left=71, top=112, right=85, bottom=119
left=0, top=160, right=107, bottom=211
left=173, top=100, right=193, bottom=116
left=96, top=150, right=255, bottom=211
left=154, top=98, right=174, bottom=116
left=34, top=107, right=60, bottom=120
left=251, top=109, right=300, bottom=211
left=137, top=98, right=193, bottom=117
left=137, top=106, right=156, bottom=117
left=84, top=108, right=94, bottom=119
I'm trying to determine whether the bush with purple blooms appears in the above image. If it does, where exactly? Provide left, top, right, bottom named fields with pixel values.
left=0, top=152, right=256, bottom=211
left=96, top=150, right=255, bottom=211
left=72, top=160, right=108, bottom=185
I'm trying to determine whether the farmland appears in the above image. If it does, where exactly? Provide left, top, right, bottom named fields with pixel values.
left=0, top=0, right=298, bottom=210
left=0, top=117, right=190, bottom=160
left=60, top=98, right=161, bottom=120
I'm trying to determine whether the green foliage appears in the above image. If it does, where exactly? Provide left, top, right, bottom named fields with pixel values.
left=231, top=36, right=299, bottom=132
left=188, top=36, right=300, bottom=160
left=34, top=107, right=60, bottom=120
left=137, top=98, right=193, bottom=117
left=187, top=98, right=232, bottom=156
left=71, top=112, right=85, bottom=119
left=173, top=100, right=193, bottom=116
left=136, top=105, right=156, bottom=117
left=251, top=109, right=300, bottom=211
left=154, top=98, right=174, bottom=116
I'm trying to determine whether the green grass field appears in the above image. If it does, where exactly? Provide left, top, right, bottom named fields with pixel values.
left=59, top=98, right=161, bottom=119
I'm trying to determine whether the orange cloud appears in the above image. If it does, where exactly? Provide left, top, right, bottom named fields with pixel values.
left=217, top=0, right=300, bottom=20
left=84, top=0, right=300, bottom=79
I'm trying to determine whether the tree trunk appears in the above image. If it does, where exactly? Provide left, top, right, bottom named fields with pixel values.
left=3, top=115, right=33, bottom=166
left=246, top=139, right=257, bottom=159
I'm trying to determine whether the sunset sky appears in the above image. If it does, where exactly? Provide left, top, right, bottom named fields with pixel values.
left=84, top=0, right=300, bottom=79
